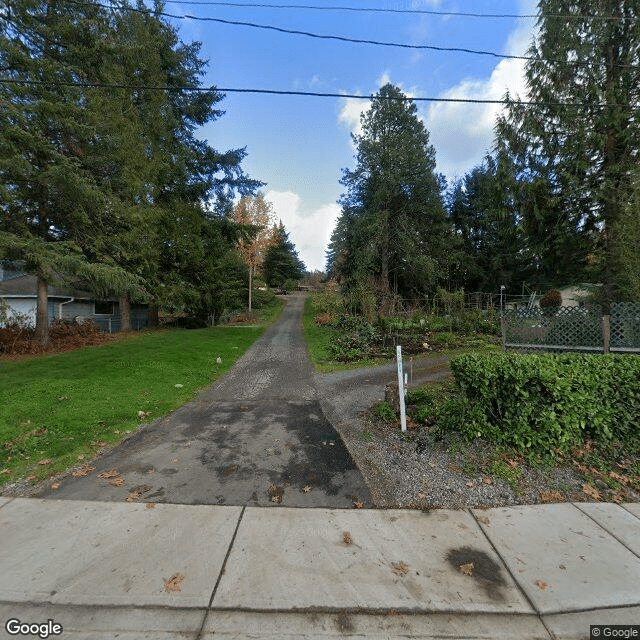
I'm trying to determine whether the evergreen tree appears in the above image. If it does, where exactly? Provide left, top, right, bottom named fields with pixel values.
left=496, top=0, right=640, bottom=308
left=263, top=222, right=305, bottom=288
left=0, top=0, right=145, bottom=343
left=331, top=84, right=451, bottom=309
left=447, top=155, right=529, bottom=294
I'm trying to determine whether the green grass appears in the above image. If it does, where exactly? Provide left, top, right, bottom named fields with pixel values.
left=0, top=302, right=283, bottom=487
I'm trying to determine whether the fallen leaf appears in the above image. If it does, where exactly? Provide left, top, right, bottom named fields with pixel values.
left=476, top=516, right=490, bottom=525
left=109, top=477, right=125, bottom=487
left=267, top=484, right=284, bottom=504
left=164, top=574, right=185, bottom=593
left=582, top=483, right=602, bottom=501
left=94, top=442, right=108, bottom=448
left=302, top=485, right=312, bottom=493
left=34, top=429, right=48, bottom=436
left=71, top=464, right=95, bottom=478
left=99, top=469, right=119, bottom=479
left=391, top=562, right=409, bottom=576
left=609, top=471, right=632, bottom=486
left=506, top=459, right=519, bottom=469
left=1, top=469, right=9, bottom=475
left=535, top=579, right=548, bottom=590
left=466, top=481, right=475, bottom=488
left=126, top=485, right=152, bottom=502
left=146, top=502, right=156, bottom=509
left=51, top=482, right=61, bottom=490
left=539, top=491, right=563, bottom=504
left=482, top=476, right=493, bottom=485
left=417, top=492, right=427, bottom=499
left=353, top=501, right=365, bottom=509
left=26, top=475, right=36, bottom=481
left=174, top=384, right=183, bottom=388
left=343, top=532, right=352, bottom=545
left=459, top=562, right=474, bottom=576
left=37, top=459, right=53, bottom=466
left=138, top=410, right=150, bottom=419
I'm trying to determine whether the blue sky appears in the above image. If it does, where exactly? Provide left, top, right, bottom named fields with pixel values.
left=167, top=0, right=538, bottom=271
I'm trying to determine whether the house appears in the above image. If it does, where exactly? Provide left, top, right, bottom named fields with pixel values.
left=0, top=273, right=148, bottom=332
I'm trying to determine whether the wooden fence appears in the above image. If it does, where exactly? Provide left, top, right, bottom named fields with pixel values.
left=502, top=302, right=640, bottom=354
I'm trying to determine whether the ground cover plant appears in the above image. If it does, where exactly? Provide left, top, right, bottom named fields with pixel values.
left=303, top=290, right=500, bottom=372
left=401, top=353, right=640, bottom=503
left=0, top=300, right=283, bottom=488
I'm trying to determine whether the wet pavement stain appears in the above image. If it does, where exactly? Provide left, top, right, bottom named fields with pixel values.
left=446, top=547, right=507, bottom=601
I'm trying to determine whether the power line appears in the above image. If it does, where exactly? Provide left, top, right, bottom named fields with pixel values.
left=160, top=1, right=628, bottom=22
left=63, top=0, right=639, bottom=70
left=2, top=77, right=639, bottom=109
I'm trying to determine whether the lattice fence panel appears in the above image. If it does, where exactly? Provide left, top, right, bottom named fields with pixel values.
left=503, top=306, right=603, bottom=351
left=611, top=302, right=640, bottom=351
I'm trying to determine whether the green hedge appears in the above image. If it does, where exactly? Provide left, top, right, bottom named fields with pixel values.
left=442, top=352, right=640, bottom=453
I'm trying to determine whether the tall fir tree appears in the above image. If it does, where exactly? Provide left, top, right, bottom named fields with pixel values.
left=331, top=84, right=451, bottom=309
left=263, top=222, right=305, bottom=288
left=496, top=0, right=640, bottom=308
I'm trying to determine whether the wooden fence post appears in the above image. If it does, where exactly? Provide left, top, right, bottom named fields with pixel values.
left=602, top=314, right=611, bottom=353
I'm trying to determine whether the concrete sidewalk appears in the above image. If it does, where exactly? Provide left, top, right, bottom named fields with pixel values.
left=0, top=498, right=638, bottom=639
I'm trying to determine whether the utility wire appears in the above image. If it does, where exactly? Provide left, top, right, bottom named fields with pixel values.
left=159, top=1, right=629, bottom=22
left=63, top=0, right=640, bottom=70
left=2, top=78, right=639, bottom=109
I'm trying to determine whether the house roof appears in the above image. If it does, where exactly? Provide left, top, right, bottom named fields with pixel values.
left=0, top=274, right=117, bottom=301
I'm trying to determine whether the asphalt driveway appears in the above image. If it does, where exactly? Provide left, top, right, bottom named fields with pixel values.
left=36, top=294, right=373, bottom=508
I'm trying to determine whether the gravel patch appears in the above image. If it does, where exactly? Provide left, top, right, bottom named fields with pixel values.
left=317, top=360, right=640, bottom=510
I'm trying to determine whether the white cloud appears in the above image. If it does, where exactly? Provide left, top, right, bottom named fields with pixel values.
left=425, top=3, right=537, bottom=182
left=265, top=190, right=341, bottom=272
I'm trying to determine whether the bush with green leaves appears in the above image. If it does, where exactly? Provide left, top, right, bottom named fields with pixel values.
left=309, top=290, right=345, bottom=316
left=437, top=352, right=640, bottom=455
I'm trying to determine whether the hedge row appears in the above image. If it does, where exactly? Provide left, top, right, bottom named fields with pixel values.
left=441, top=352, right=640, bottom=453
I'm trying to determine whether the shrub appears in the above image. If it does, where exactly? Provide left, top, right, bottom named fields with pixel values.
left=310, top=290, right=345, bottom=316
left=438, top=352, right=640, bottom=456
left=540, top=290, right=562, bottom=315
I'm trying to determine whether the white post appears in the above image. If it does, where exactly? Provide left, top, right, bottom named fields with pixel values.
left=396, top=345, right=407, bottom=432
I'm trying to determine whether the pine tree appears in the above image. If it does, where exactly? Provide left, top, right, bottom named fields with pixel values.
left=332, top=83, right=450, bottom=309
left=263, top=222, right=305, bottom=288
left=496, top=0, right=640, bottom=309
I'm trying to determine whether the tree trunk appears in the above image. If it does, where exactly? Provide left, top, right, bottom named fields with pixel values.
left=34, top=273, right=49, bottom=346
left=248, top=266, right=253, bottom=314
left=120, top=295, right=131, bottom=331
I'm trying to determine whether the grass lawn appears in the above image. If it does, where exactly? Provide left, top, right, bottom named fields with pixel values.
left=0, top=300, right=283, bottom=487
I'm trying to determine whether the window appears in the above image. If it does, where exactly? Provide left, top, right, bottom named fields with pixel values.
left=94, top=301, right=114, bottom=315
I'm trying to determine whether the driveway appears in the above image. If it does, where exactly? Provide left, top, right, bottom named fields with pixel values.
left=36, top=294, right=373, bottom=508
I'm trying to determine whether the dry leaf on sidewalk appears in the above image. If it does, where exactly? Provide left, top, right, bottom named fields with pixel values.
left=302, top=485, right=312, bottom=493
left=581, top=483, right=602, bottom=501
left=391, top=562, right=409, bottom=576
left=164, top=574, right=185, bottom=593
left=109, top=476, right=124, bottom=487
left=459, top=562, right=474, bottom=576
left=353, top=501, right=365, bottom=509
left=476, top=516, right=490, bottom=525
left=535, top=579, right=548, bottom=590
left=343, top=532, right=353, bottom=545
left=99, top=469, right=119, bottom=479
left=146, top=502, right=156, bottom=509
left=71, top=464, right=95, bottom=478
left=50, top=482, right=61, bottom=490
left=482, top=476, right=493, bottom=485
left=539, top=491, right=563, bottom=504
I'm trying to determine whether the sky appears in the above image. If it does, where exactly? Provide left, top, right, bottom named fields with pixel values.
left=166, top=0, right=539, bottom=271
